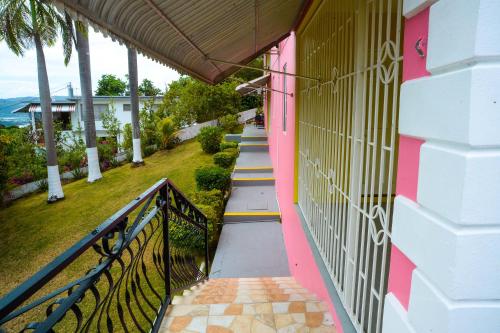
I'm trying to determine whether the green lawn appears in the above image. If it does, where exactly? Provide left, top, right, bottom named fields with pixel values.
left=0, top=139, right=213, bottom=297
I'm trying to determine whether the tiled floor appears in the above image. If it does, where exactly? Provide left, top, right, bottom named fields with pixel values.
left=160, top=277, right=336, bottom=333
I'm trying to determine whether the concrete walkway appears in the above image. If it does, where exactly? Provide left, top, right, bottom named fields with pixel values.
left=210, top=126, right=290, bottom=278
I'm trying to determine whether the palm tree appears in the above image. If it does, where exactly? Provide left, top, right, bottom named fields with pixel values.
left=74, top=22, right=103, bottom=181
left=127, top=47, right=144, bottom=165
left=0, top=0, right=73, bottom=202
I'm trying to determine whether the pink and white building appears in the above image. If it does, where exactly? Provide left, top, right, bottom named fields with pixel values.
left=263, top=0, right=500, bottom=332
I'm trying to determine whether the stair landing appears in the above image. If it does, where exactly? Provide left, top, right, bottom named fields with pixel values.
left=160, top=277, right=336, bottom=333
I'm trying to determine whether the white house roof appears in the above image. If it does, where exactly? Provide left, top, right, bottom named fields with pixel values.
left=53, top=0, right=310, bottom=84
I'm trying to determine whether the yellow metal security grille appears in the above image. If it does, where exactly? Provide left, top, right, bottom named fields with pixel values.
left=296, top=0, right=403, bottom=332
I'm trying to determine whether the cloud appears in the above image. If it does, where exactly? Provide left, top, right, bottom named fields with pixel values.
left=0, top=30, right=180, bottom=98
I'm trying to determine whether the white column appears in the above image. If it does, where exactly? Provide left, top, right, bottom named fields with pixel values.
left=86, top=147, right=102, bottom=182
left=387, top=0, right=500, bottom=332
left=132, top=138, right=143, bottom=163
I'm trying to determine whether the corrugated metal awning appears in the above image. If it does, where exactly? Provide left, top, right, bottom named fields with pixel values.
left=53, top=0, right=309, bottom=84
left=28, top=104, right=76, bottom=113
left=236, top=74, right=270, bottom=95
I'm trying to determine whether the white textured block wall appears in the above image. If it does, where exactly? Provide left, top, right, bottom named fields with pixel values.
left=382, top=294, right=416, bottom=333
left=408, top=271, right=500, bottom=333
left=392, top=196, right=500, bottom=300
left=427, top=0, right=500, bottom=73
left=389, top=0, right=500, bottom=332
left=418, top=143, right=500, bottom=225
left=399, top=65, right=500, bottom=146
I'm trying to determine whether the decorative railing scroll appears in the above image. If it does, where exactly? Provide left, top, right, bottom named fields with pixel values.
left=0, top=179, right=209, bottom=333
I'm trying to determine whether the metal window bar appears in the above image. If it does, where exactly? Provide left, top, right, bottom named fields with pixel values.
left=296, top=0, right=403, bottom=332
left=0, top=179, right=209, bottom=332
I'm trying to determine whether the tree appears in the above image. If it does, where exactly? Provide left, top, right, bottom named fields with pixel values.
left=95, top=74, right=127, bottom=96
left=138, top=78, right=161, bottom=96
left=75, top=22, right=102, bottom=182
left=127, top=48, right=143, bottom=164
left=232, top=57, right=264, bottom=110
left=159, top=76, right=241, bottom=127
left=0, top=0, right=72, bottom=202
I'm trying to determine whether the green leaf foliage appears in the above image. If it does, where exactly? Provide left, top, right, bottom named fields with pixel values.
left=192, top=189, right=224, bottom=216
left=95, top=74, right=127, bottom=96
left=222, top=147, right=239, bottom=158
left=197, top=126, right=222, bottom=154
left=220, top=141, right=238, bottom=151
left=218, top=114, right=240, bottom=133
left=213, top=152, right=236, bottom=169
left=158, top=76, right=241, bottom=127
left=195, top=166, right=231, bottom=192
left=138, top=78, right=161, bottom=96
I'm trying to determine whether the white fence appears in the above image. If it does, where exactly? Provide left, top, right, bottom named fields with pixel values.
left=3, top=109, right=256, bottom=202
left=177, top=109, right=256, bottom=141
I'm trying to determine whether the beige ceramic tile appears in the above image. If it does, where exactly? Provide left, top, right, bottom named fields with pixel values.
left=164, top=315, right=208, bottom=333
left=168, top=305, right=210, bottom=317
left=242, top=303, right=273, bottom=315
left=208, top=315, right=276, bottom=333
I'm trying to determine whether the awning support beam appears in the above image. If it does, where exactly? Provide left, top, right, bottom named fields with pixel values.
left=208, top=58, right=321, bottom=83
left=243, top=83, right=293, bottom=97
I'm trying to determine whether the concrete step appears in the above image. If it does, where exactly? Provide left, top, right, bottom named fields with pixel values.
left=225, top=133, right=241, bottom=143
left=224, top=185, right=281, bottom=223
left=239, top=142, right=269, bottom=152
left=233, top=166, right=274, bottom=173
left=232, top=177, right=275, bottom=186
left=241, top=135, right=268, bottom=142
left=235, top=151, right=272, bottom=169
left=223, top=212, right=281, bottom=223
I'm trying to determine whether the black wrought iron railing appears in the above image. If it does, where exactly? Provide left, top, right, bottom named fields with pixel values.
left=0, top=179, right=209, bottom=332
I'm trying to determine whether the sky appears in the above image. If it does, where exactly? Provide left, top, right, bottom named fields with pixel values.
left=0, top=30, right=180, bottom=99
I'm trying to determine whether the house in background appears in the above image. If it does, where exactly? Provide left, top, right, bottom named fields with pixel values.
left=13, top=84, right=162, bottom=144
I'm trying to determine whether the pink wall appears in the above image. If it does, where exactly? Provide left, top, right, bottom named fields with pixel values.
left=265, top=6, right=431, bottom=328
left=386, top=7, right=430, bottom=310
left=265, top=33, right=344, bottom=333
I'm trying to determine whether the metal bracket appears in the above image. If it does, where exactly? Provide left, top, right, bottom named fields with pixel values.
left=208, top=58, right=321, bottom=83
left=415, top=37, right=426, bottom=58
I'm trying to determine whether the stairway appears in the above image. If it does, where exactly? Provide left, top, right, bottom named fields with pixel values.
left=160, top=277, right=337, bottom=332
left=223, top=127, right=280, bottom=223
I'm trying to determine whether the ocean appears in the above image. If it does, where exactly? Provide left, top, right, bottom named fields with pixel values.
left=0, top=98, right=32, bottom=127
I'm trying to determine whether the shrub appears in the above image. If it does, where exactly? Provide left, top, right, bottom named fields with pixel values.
left=158, top=117, right=179, bottom=149
left=222, top=147, right=239, bottom=157
left=213, top=152, right=236, bottom=169
left=192, top=189, right=224, bottom=216
left=168, top=217, right=206, bottom=253
left=196, top=204, right=221, bottom=248
left=122, top=123, right=133, bottom=151
left=220, top=141, right=238, bottom=151
left=143, top=145, right=157, bottom=157
left=218, top=114, right=240, bottom=133
left=197, top=126, right=222, bottom=154
left=195, top=166, right=231, bottom=192
left=97, top=142, right=114, bottom=169
left=37, top=179, right=49, bottom=193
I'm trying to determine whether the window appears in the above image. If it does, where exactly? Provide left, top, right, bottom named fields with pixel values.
left=282, top=63, right=287, bottom=132
left=93, top=104, right=109, bottom=121
left=123, top=104, right=131, bottom=111
left=80, top=103, right=109, bottom=121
